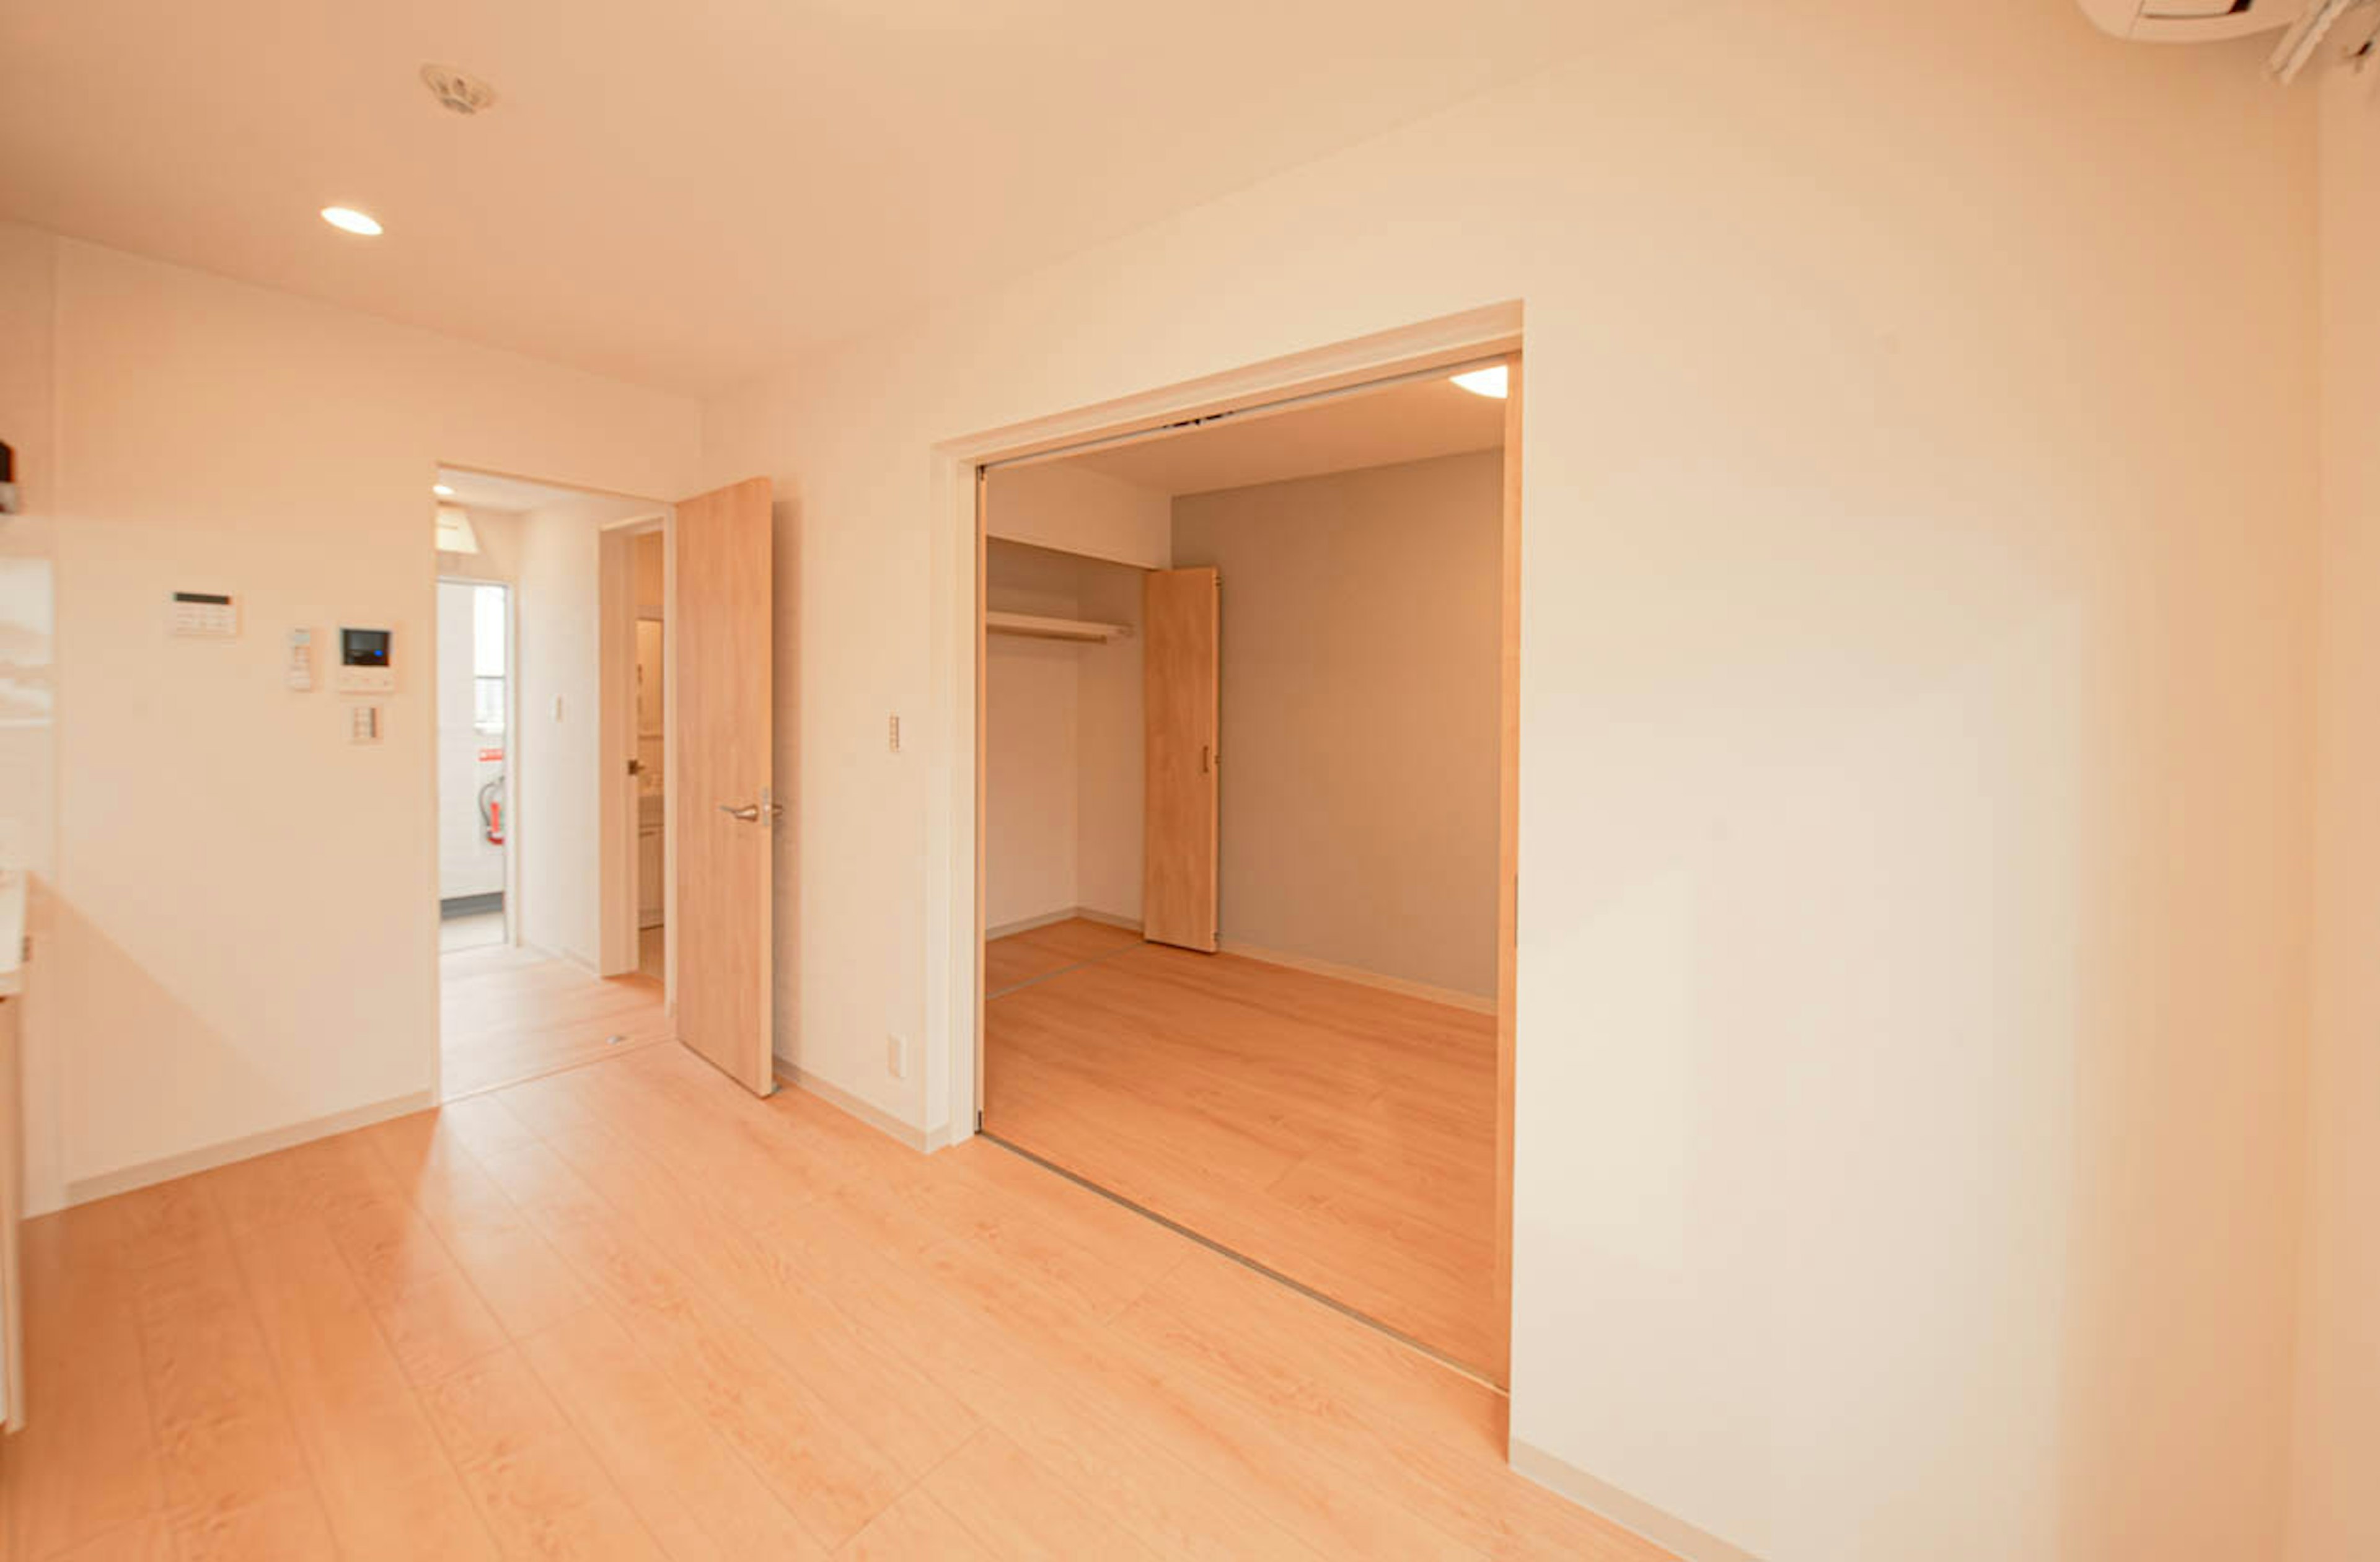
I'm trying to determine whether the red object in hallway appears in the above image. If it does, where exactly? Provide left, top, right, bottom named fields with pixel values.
left=485, top=799, right=503, bottom=846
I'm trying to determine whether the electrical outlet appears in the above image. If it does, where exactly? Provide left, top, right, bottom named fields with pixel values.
left=887, top=1032, right=909, bottom=1080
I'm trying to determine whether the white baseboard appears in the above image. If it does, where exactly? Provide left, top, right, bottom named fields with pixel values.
left=1508, top=1441, right=1761, bottom=1562
left=1216, top=939, right=1495, bottom=1015
left=985, top=905, right=1144, bottom=941
left=772, top=1056, right=959, bottom=1153
left=984, top=907, right=1082, bottom=939
left=64, top=1087, right=441, bottom=1207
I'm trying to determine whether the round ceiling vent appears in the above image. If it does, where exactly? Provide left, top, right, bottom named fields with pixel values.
left=420, top=64, right=497, bottom=116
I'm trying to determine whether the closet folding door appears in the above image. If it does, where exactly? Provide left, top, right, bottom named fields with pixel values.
left=1142, top=566, right=1219, bottom=951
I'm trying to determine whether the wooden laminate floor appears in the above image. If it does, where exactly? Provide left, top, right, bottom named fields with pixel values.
left=441, top=945, right=673, bottom=1102
left=982, top=922, right=1502, bottom=1377
left=0, top=1038, right=1667, bottom=1562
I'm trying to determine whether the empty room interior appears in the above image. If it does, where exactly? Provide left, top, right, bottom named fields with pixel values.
left=2, top=1, right=2379, bottom=1559
left=981, top=364, right=1515, bottom=1378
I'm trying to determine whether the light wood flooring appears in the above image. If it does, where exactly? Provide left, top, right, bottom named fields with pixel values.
left=441, top=945, right=672, bottom=1102
left=0, top=1037, right=1666, bottom=1561
left=439, top=911, right=506, bottom=954
left=982, top=920, right=1503, bottom=1377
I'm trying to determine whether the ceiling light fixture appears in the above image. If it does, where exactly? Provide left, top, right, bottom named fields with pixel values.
left=420, top=64, right=498, bottom=116
left=433, top=483, right=456, bottom=498
left=1450, top=365, right=1509, bottom=400
left=320, top=206, right=383, bottom=237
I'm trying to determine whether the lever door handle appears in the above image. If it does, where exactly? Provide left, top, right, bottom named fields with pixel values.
left=718, top=787, right=785, bottom=825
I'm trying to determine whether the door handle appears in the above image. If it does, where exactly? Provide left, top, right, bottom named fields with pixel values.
left=718, top=787, right=784, bottom=825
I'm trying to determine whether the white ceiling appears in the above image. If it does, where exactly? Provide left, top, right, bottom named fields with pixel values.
left=0, top=0, right=1623, bottom=394
left=1067, top=371, right=1504, bottom=497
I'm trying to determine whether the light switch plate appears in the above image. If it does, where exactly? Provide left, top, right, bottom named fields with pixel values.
left=169, top=591, right=237, bottom=638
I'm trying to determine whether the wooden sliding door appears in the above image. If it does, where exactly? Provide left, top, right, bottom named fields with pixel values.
left=1142, top=566, right=1220, bottom=951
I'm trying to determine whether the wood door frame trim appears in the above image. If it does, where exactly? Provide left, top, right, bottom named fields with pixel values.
left=944, top=306, right=1523, bottom=1387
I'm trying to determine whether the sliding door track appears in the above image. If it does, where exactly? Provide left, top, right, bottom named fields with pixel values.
left=979, top=1132, right=1507, bottom=1394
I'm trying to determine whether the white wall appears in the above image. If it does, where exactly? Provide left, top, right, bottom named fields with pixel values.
left=16, top=234, right=697, bottom=1211
left=1072, top=556, right=1144, bottom=923
left=984, top=542, right=1082, bottom=929
left=981, top=538, right=1147, bottom=932
left=0, top=223, right=60, bottom=1229
left=698, top=2, right=2319, bottom=1556
left=985, top=462, right=1171, bottom=569
left=439, top=504, right=524, bottom=586
left=513, top=489, right=662, bottom=967
left=1173, top=451, right=1501, bottom=997
left=2285, top=63, right=2380, bottom=1562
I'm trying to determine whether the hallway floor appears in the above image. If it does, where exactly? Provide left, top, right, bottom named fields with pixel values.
left=1, top=1040, right=1661, bottom=1561
left=440, top=944, right=671, bottom=1101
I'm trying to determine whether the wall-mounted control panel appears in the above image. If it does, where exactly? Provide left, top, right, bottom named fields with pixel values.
left=336, top=626, right=394, bottom=693
left=286, top=628, right=314, bottom=691
left=348, top=704, right=384, bottom=744
left=168, top=590, right=238, bottom=638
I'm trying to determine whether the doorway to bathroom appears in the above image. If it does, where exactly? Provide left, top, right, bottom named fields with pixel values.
left=436, top=577, right=513, bottom=954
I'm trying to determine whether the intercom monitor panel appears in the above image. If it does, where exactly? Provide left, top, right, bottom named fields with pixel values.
left=337, top=626, right=394, bottom=693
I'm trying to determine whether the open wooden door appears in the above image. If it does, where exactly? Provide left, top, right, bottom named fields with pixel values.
left=673, top=476, right=776, bottom=1094
left=1142, top=566, right=1219, bottom=951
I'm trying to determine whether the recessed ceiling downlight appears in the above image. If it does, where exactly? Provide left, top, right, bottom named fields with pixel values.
left=320, top=206, right=383, bottom=237
left=1450, top=365, right=1509, bottom=400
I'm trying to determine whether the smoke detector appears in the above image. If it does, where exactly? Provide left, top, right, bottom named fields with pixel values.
left=420, top=64, right=497, bottom=116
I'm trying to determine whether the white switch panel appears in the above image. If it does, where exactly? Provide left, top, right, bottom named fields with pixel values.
left=168, top=591, right=237, bottom=638
left=286, top=628, right=314, bottom=691
left=348, top=704, right=384, bottom=744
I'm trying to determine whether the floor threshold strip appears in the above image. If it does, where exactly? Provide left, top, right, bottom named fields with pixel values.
left=980, top=1130, right=1507, bottom=1395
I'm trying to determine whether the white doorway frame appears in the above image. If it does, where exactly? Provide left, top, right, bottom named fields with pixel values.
left=427, top=463, right=675, bottom=1108
left=926, top=302, right=1523, bottom=1152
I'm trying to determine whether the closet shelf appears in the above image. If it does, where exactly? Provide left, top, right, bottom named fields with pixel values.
left=985, top=610, right=1130, bottom=643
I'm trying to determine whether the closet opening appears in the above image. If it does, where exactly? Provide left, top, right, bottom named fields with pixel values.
left=974, top=349, right=1521, bottom=1383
